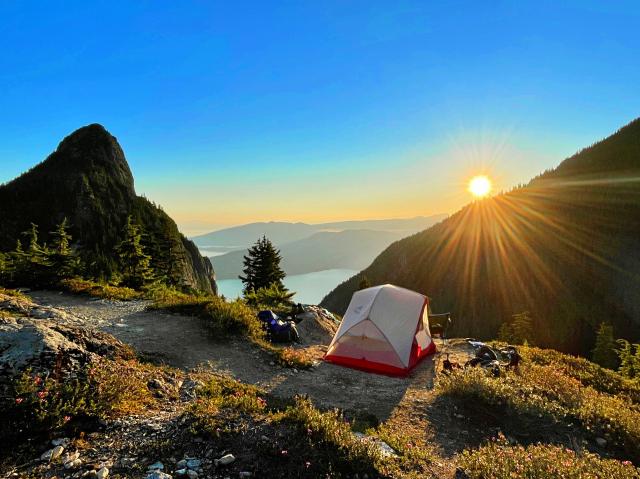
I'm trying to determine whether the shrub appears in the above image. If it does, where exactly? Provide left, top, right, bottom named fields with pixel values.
left=266, top=345, right=314, bottom=369
left=187, top=375, right=268, bottom=435
left=277, top=396, right=381, bottom=472
left=4, top=358, right=156, bottom=441
left=149, top=289, right=265, bottom=340
left=522, top=345, right=640, bottom=403
left=61, top=278, right=141, bottom=301
left=437, top=359, right=640, bottom=461
left=459, top=436, right=639, bottom=479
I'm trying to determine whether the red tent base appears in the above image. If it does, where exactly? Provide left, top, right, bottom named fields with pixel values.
left=324, top=341, right=437, bottom=377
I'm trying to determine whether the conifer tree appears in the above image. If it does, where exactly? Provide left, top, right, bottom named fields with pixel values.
left=592, top=322, right=618, bottom=370
left=49, top=218, right=77, bottom=279
left=116, top=216, right=153, bottom=289
left=617, top=339, right=636, bottom=379
left=358, top=275, right=372, bottom=290
left=240, top=236, right=287, bottom=295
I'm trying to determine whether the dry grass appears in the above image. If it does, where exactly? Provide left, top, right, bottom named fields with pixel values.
left=61, top=278, right=141, bottom=301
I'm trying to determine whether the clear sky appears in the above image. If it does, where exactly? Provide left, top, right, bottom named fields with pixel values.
left=1, top=1, right=639, bottom=235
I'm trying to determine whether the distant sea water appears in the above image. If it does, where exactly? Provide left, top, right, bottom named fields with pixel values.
left=215, top=268, right=359, bottom=305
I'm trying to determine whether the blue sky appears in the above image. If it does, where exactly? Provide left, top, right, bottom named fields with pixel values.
left=1, top=1, right=639, bottom=234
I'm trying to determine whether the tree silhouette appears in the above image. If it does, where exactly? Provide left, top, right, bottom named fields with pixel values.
left=240, top=236, right=287, bottom=295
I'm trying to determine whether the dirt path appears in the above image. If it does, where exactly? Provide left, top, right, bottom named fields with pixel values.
left=28, top=291, right=471, bottom=420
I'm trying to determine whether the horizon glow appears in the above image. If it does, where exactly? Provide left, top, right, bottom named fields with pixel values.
left=0, top=2, right=639, bottom=235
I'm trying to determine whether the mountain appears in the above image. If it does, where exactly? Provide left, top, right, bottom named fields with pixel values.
left=321, top=118, right=640, bottom=355
left=191, top=215, right=448, bottom=249
left=212, top=229, right=408, bottom=280
left=0, top=124, right=216, bottom=293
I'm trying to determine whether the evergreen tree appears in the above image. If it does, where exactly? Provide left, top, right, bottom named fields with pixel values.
left=240, top=236, right=287, bottom=295
left=158, top=232, right=186, bottom=287
left=497, top=311, right=535, bottom=345
left=48, top=218, right=78, bottom=280
left=244, top=282, right=295, bottom=309
left=592, top=322, right=618, bottom=370
left=115, top=216, right=153, bottom=289
left=617, top=339, right=637, bottom=379
left=358, top=275, right=372, bottom=290
left=19, top=223, right=50, bottom=285
left=512, top=311, right=536, bottom=346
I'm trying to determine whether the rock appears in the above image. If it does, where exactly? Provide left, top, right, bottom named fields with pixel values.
left=596, top=437, right=607, bottom=447
left=239, top=473, right=252, bottom=478
left=65, top=459, right=82, bottom=469
left=148, top=461, right=165, bottom=471
left=41, top=445, right=65, bottom=461
left=187, top=471, right=198, bottom=479
left=52, top=438, right=70, bottom=447
left=175, top=469, right=188, bottom=476
left=214, top=454, right=236, bottom=466
left=186, top=459, right=201, bottom=469
left=176, top=459, right=188, bottom=469
left=146, top=473, right=172, bottom=479
left=96, top=467, right=109, bottom=479
left=63, top=451, right=80, bottom=466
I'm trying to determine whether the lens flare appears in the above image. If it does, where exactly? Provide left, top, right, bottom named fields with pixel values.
left=468, top=175, right=492, bottom=198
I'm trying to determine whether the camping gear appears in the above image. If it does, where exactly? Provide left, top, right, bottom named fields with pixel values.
left=257, top=310, right=300, bottom=343
left=464, top=341, right=522, bottom=375
left=429, top=313, right=452, bottom=338
left=324, top=284, right=436, bottom=376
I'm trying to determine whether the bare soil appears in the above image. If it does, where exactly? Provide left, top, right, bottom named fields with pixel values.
left=27, top=291, right=472, bottom=421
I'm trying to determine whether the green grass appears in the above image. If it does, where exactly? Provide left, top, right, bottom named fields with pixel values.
left=459, top=437, right=639, bottom=479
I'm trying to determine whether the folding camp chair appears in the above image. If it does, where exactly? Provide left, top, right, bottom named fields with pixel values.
left=429, top=313, right=452, bottom=347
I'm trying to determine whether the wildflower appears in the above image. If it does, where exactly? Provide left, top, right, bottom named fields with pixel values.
left=281, top=450, right=288, bottom=456
left=37, top=390, right=48, bottom=399
left=33, top=376, right=42, bottom=385
left=15, top=397, right=24, bottom=404
left=307, top=428, right=313, bottom=436
left=305, top=461, right=311, bottom=469
left=623, top=461, right=632, bottom=466
left=63, top=415, right=71, bottom=422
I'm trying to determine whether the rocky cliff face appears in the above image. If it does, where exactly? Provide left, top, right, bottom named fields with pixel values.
left=0, top=124, right=216, bottom=293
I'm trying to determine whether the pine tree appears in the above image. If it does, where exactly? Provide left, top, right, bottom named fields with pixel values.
left=116, top=216, right=154, bottom=289
left=511, top=311, right=536, bottom=346
left=358, top=275, right=372, bottom=290
left=48, top=218, right=78, bottom=280
left=240, top=236, right=287, bottom=295
left=19, top=223, right=50, bottom=285
left=592, top=322, right=618, bottom=370
left=617, top=339, right=636, bottom=379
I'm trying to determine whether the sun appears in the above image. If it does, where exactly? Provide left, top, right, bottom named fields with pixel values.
left=468, top=175, right=492, bottom=198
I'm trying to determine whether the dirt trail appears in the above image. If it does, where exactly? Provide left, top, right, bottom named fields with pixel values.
left=28, top=291, right=471, bottom=420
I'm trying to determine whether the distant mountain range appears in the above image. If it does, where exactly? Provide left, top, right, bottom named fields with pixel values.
left=193, top=215, right=447, bottom=279
left=321, top=118, right=640, bottom=355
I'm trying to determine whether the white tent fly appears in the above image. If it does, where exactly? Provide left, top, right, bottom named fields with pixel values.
left=324, top=284, right=436, bottom=376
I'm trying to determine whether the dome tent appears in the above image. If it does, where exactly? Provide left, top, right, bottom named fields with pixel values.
left=324, top=284, right=436, bottom=376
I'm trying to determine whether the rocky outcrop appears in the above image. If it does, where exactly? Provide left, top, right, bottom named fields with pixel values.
left=0, top=292, right=133, bottom=396
left=0, top=124, right=216, bottom=294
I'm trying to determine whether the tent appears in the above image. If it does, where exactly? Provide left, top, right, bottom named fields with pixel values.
left=324, top=284, right=436, bottom=376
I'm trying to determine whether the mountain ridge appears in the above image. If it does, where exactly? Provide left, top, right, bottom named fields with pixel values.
left=0, top=124, right=216, bottom=293
left=192, top=214, right=448, bottom=248
left=321, top=118, right=640, bottom=354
